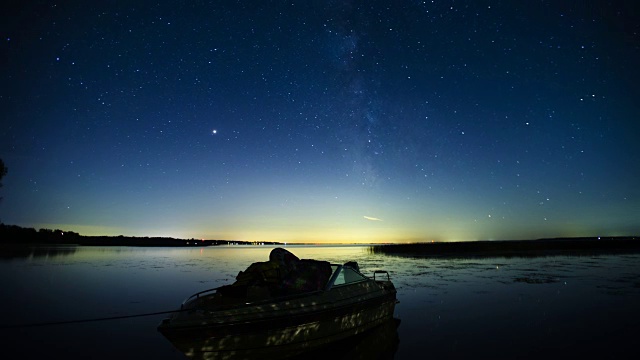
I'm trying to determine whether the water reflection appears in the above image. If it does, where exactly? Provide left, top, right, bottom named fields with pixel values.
left=162, top=318, right=400, bottom=360
left=0, top=245, right=77, bottom=260
left=388, top=254, right=640, bottom=359
left=292, top=318, right=400, bottom=360
left=0, top=246, right=639, bottom=359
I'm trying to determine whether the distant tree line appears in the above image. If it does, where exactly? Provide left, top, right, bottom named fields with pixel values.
left=0, top=223, right=216, bottom=246
left=0, top=223, right=282, bottom=247
left=370, top=237, right=640, bottom=258
left=0, top=224, right=80, bottom=245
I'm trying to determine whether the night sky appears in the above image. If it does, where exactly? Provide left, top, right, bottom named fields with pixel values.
left=2, top=1, right=639, bottom=243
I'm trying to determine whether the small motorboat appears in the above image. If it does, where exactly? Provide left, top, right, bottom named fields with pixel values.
left=157, top=248, right=398, bottom=359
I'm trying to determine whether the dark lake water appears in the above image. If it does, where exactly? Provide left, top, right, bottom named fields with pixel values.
left=1, top=245, right=639, bottom=359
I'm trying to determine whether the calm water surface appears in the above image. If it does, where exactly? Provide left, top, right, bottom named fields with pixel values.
left=1, top=245, right=639, bottom=359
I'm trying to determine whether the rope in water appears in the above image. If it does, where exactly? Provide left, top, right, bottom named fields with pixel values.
left=0, top=308, right=186, bottom=329
left=1, top=286, right=223, bottom=329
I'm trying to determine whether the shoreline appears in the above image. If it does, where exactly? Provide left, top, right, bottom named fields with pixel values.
left=0, top=223, right=282, bottom=247
left=369, top=237, right=640, bottom=258
left=3, top=224, right=639, bottom=256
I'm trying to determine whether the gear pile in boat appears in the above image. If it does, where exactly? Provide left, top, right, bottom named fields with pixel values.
left=217, top=248, right=334, bottom=301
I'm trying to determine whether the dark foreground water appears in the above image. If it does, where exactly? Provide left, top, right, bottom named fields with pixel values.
left=0, top=245, right=638, bottom=359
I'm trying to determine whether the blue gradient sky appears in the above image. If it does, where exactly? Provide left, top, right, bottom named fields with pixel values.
left=2, top=1, right=639, bottom=243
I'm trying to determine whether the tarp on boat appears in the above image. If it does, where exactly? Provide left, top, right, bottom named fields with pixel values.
left=221, top=248, right=332, bottom=299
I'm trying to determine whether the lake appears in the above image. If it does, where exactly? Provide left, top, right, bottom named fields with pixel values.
left=1, top=245, right=639, bottom=359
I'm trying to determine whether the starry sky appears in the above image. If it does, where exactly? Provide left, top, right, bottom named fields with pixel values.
left=1, top=1, right=639, bottom=243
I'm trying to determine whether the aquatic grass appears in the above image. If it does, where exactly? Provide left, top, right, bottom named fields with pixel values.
left=369, top=237, right=640, bottom=258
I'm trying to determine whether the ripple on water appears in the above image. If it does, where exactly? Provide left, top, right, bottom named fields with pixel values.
left=513, top=273, right=562, bottom=284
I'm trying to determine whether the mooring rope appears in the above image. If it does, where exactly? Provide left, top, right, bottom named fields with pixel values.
left=1, top=286, right=224, bottom=329
left=0, top=308, right=186, bottom=329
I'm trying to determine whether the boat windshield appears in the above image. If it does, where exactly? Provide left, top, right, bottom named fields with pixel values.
left=328, top=265, right=368, bottom=288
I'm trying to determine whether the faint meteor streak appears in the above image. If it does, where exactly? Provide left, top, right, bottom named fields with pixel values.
left=364, top=216, right=382, bottom=221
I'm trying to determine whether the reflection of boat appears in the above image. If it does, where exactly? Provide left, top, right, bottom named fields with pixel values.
left=158, top=248, right=398, bottom=359
left=291, top=317, right=401, bottom=360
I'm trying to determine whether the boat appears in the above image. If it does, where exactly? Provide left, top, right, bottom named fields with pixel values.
left=157, top=248, right=398, bottom=359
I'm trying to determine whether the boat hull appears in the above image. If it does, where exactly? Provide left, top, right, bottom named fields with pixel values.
left=158, top=280, right=397, bottom=359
